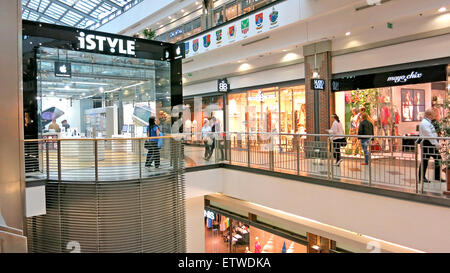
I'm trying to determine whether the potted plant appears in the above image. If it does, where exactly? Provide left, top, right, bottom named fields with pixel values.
left=143, top=28, right=156, bottom=40
left=434, top=91, right=450, bottom=195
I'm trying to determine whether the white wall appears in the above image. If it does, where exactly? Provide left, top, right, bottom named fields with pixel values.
left=333, top=33, right=450, bottom=74
left=219, top=169, right=450, bottom=253
left=186, top=196, right=206, bottom=253
left=184, top=168, right=450, bottom=252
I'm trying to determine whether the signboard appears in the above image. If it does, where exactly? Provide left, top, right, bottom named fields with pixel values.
left=331, top=65, right=448, bottom=91
left=163, top=43, right=185, bottom=61
left=77, top=31, right=136, bottom=56
left=54, top=62, right=71, bottom=78
left=311, top=79, right=325, bottom=90
left=204, top=210, right=215, bottom=220
left=184, top=1, right=299, bottom=58
left=218, top=78, right=230, bottom=92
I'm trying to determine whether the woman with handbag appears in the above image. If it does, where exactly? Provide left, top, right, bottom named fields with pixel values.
left=145, top=117, right=160, bottom=168
left=327, top=114, right=346, bottom=166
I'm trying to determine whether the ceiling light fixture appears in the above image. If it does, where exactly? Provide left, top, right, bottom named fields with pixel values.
left=345, top=32, right=351, bottom=36
left=438, top=7, right=447, bottom=12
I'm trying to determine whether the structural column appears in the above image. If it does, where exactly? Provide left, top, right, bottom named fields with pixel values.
left=303, top=41, right=335, bottom=137
left=0, top=0, right=27, bottom=252
left=201, top=0, right=214, bottom=30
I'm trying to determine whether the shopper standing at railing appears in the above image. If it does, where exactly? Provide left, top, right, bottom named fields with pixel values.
left=358, top=113, right=374, bottom=166
left=327, top=114, right=346, bottom=166
left=418, top=109, right=445, bottom=183
left=145, top=117, right=160, bottom=169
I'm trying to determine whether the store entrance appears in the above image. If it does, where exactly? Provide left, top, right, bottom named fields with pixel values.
left=33, top=47, right=171, bottom=140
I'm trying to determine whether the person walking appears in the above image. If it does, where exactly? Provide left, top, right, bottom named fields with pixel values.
left=145, top=117, right=160, bottom=169
left=201, top=118, right=211, bottom=160
left=358, top=113, right=374, bottom=166
left=206, top=117, right=217, bottom=161
left=419, top=109, right=445, bottom=183
left=326, top=114, right=346, bottom=166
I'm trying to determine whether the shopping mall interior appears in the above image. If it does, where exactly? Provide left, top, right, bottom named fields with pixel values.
left=0, top=0, right=450, bottom=255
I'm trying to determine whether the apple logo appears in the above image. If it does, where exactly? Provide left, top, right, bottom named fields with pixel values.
left=176, top=46, right=181, bottom=56
left=165, top=50, right=170, bottom=59
left=59, top=65, right=67, bottom=73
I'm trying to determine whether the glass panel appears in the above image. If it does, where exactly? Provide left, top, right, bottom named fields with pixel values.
left=36, top=47, right=170, bottom=138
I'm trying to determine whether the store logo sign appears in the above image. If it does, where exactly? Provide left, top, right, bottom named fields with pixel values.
left=218, top=78, right=230, bottom=92
left=77, top=32, right=135, bottom=55
left=312, top=79, right=325, bottom=90
left=387, top=71, right=423, bottom=83
left=204, top=210, right=215, bottom=220
left=55, top=62, right=71, bottom=78
left=248, top=90, right=276, bottom=101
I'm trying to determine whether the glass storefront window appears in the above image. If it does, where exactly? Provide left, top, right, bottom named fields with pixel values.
left=334, top=79, right=448, bottom=153
left=35, top=47, right=171, bottom=139
left=204, top=211, right=308, bottom=253
left=183, top=95, right=224, bottom=143
left=225, top=1, right=242, bottom=21
left=247, top=87, right=279, bottom=135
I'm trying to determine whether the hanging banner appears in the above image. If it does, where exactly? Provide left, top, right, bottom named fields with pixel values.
left=184, top=1, right=299, bottom=58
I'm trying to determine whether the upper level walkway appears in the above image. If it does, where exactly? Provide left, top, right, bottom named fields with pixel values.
left=24, top=132, right=450, bottom=201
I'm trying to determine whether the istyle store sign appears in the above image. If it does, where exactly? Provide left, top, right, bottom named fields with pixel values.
left=184, top=1, right=299, bottom=58
left=77, top=31, right=136, bottom=56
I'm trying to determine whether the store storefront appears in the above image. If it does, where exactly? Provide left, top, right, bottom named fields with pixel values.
left=227, top=82, right=306, bottom=134
left=332, top=62, right=449, bottom=152
left=183, top=93, right=225, bottom=143
left=22, top=20, right=183, bottom=140
left=204, top=209, right=308, bottom=253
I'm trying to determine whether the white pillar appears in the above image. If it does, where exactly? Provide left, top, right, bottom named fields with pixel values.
left=186, top=196, right=206, bottom=253
left=0, top=0, right=27, bottom=252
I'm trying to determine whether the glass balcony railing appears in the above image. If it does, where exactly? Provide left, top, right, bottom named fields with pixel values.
left=24, top=132, right=450, bottom=198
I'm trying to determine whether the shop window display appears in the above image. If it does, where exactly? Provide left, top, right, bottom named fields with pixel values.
left=204, top=211, right=307, bottom=253
left=183, top=95, right=224, bottom=143
left=36, top=47, right=171, bottom=139
left=336, top=80, right=448, bottom=153
left=227, top=84, right=305, bottom=150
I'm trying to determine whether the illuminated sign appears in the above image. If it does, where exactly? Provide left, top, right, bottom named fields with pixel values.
left=77, top=31, right=136, bottom=56
left=54, top=62, right=71, bottom=78
left=204, top=210, right=215, bottom=220
left=248, top=90, right=276, bottom=101
left=218, top=78, right=230, bottom=92
left=311, top=79, right=325, bottom=90
left=386, top=71, right=423, bottom=83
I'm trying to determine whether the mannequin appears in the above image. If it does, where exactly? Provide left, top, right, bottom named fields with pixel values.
left=254, top=237, right=262, bottom=253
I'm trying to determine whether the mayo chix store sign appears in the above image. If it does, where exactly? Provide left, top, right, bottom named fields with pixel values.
left=331, top=65, right=448, bottom=91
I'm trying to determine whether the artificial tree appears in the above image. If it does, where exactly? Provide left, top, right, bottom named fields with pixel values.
left=435, top=88, right=450, bottom=193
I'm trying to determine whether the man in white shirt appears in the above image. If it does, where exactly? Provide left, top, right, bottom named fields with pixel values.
left=419, top=109, right=444, bottom=183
